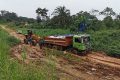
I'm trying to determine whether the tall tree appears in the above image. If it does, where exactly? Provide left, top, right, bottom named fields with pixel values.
left=90, top=9, right=99, bottom=17
left=116, top=14, right=120, bottom=20
left=52, top=6, right=71, bottom=27
left=72, top=11, right=97, bottom=28
left=103, top=16, right=114, bottom=28
left=0, top=10, right=9, bottom=16
left=100, top=7, right=116, bottom=17
left=36, top=8, right=48, bottom=23
left=36, top=8, right=42, bottom=23
left=0, top=10, right=18, bottom=22
left=41, top=8, right=48, bottom=21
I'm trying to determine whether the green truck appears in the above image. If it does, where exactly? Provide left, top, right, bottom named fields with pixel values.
left=44, top=34, right=91, bottom=54
left=23, top=30, right=91, bottom=54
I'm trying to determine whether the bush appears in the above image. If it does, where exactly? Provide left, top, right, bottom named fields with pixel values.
left=7, top=36, right=20, bottom=46
left=91, top=30, right=120, bottom=57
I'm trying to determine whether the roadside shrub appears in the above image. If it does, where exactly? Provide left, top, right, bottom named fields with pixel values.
left=91, top=30, right=120, bottom=57
left=7, top=36, right=20, bottom=46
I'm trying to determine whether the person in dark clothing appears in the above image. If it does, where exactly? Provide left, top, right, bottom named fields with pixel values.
left=27, top=30, right=33, bottom=44
left=27, top=30, right=33, bottom=36
left=39, top=38, right=45, bottom=49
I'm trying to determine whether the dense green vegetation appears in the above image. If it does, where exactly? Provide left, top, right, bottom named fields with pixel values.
left=12, top=27, right=120, bottom=57
left=0, top=28, right=57, bottom=80
left=90, top=30, right=120, bottom=57
left=16, top=28, right=71, bottom=37
left=0, top=6, right=120, bottom=57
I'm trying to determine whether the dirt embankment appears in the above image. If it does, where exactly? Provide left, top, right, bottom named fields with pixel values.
left=1, top=25, right=120, bottom=80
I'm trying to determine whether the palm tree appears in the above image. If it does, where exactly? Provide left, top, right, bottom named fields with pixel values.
left=36, top=8, right=48, bottom=22
left=52, top=6, right=71, bottom=27
left=53, top=6, right=70, bottom=16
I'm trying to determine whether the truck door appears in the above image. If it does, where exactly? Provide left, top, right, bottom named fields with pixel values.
left=73, top=37, right=86, bottom=51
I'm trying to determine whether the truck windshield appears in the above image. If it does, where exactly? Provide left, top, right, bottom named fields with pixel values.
left=75, top=38, right=81, bottom=43
left=75, top=37, right=90, bottom=43
left=83, top=37, right=90, bottom=43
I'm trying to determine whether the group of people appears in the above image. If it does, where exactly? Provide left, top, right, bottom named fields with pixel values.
left=26, top=30, right=45, bottom=49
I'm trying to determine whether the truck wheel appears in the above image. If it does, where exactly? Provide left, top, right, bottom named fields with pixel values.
left=52, top=45, right=57, bottom=50
left=78, top=50, right=88, bottom=56
left=73, top=49, right=78, bottom=54
left=59, top=46, right=65, bottom=51
left=48, top=44, right=52, bottom=48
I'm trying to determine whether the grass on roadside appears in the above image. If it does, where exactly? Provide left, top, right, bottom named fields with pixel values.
left=0, top=27, right=57, bottom=80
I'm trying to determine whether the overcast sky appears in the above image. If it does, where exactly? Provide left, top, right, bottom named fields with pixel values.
left=0, top=0, right=119, bottom=18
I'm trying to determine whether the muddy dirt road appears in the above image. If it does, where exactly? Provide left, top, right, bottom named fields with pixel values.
left=1, top=25, right=120, bottom=80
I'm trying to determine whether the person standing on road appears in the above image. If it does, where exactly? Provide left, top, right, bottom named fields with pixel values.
left=39, top=37, right=45, bottom=49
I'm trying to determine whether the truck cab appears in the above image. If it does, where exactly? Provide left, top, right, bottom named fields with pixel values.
left=73, top=34, right=91, bottom=52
